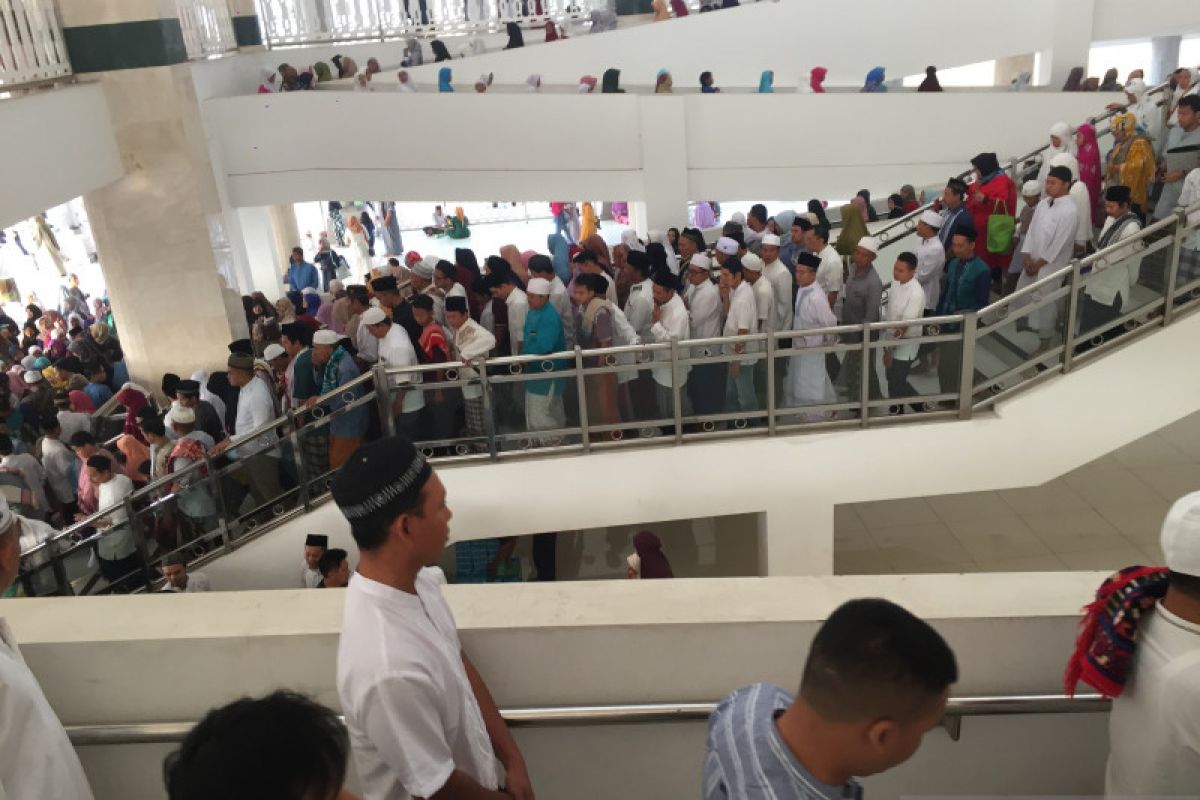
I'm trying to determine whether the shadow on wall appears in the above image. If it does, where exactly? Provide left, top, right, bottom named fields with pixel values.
left=439, top=512, right=762, bottom=582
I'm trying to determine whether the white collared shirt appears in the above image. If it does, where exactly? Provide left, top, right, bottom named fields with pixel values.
left=685, top=279, right=722, bottom=340
left=624, top=278, right=654, bottom=340
left=452, top=319, right=497, bottom=401
left=762, top=258, right=794, bottom=331
left=915, top=235, right=946, bottom=311
left=376, top=324, right=424, bottom=413
left=816, top=244, right=845, bottom=303
left=505, top=288, right=529, bottom=354
left=723, top=280, right=759, bottom=359
left=338, top=570, right=499, bottom=800
left=749, top=275, right=776, bottom=332
left=233, top=374, right=279, bottom=458
left=883, top=277, right=927, bottom=361
left=648, top=292, right=690, bottom=387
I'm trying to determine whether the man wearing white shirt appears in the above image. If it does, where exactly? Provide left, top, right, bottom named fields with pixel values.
left=346, top=286, right=379, bottom=363
left=1049, top=152, right=1095, bottom=255
left=1081, top=185, right=1144, bottom=342
left=684, top=253, right=724, bottom=418
left=720, top=258, right=760, bottom=414
left=529, top=255, right=574, bottom=347
left=622, top=252, right=655, bottom=341
left=160, top=552, right=212, bottom=593
left=219, top=352, right=283, bottom=510
left=364, top=306, right=426, bottom=440
left=883, top=253, right=928, bottom=413
left=489, top=274, right=528, bottom=356
left=39, top=417, right=77, bottom=517
left=0, top=497, right=95, bottom=798
left=445, top=296, right=496, bottom=446
left=334, top=437, right=535, bottom=800
left=1017, top=165, right=1079, bottom=352
left=913, top=211, right=946, bottom=372
left=87, top=455, right=144, bottom=593
left=0, top=434, right=48, bottom=514
left=647, top=271, right=690, bottom=418
left=785, top=253, right=839, bottom=420
left=806, top=225, right=844, bottom=309
left=760, top=234, right=794, bottom=332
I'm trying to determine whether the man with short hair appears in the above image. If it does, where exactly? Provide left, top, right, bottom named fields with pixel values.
left=55, top=392, right=92, bottom=445
left=364, top=306, right=426, bottom=439
left=219, top=352, right=283, bottom=508
left=160, top=552, right=212, bottom=593
left=883, top=253, right=928, bottom=413
left=937, top=230, right=992, bottom=394
left=86, top=454, right=143, bottom=592
left=38, top=415, right=77, bottom=522
left=704, top=598, right=957, bottom=799
left=83, top=361, right=113, bottom=408
left=647, top=270, right=690, bottom=418
left=720, top=257, right=759, bottom=414
left=334, top=437, right=535, bottom=800
left=744, top=203, right=769, bottom=247
left=684, top=254, right=724, bottom=418
left=839, top=236, right=884, bottom=403
left=489, top=273, right=528, bottom=356
left=309, top=328, right=366, bottom=468
left=285, top=246, right=319, bottom=293
left=1153, top=94, right=1200, bottom=221
left=280, top=322, right=317, bottom=410
left=938, top=177, right=975, bottom=249
left=1017, top=164, right=1079, bottom=353
left=1105, top=491, right=1200, bottom=797
left=806, top=225, right=843, bottom=309
left=622, top=250, right=655, bottom=342
left=317, top=547, right=351, bottom=588
left=780, top=216, right=812, bottom=269
left=0, top=495, right=95, bottom=795
left=164, top=691, right=351, bottom=800
left=445, top=296, right=496, bottom=446
left=1082, top=184, right=1144, bottom=340
left=760, top=233, right=794, bottom=332
left=302, top=533, right=327, bottom=588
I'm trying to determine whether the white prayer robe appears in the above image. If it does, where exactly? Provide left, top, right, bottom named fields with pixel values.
left=1085, top=215, right=1143, bottom=306
left=1016, top=194, right=1078, bottom=336
left=762, top=258, right=794, bottom=331
left=915, top=235, right=946, bottom=311
left=549, top=276, right=575, bottom=347
left=784, top=284, right=837, bottom=419
left=647, top=293, right=690, bottom=388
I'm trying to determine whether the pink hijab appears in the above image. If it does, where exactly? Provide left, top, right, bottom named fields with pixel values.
left=851, top=195, right=870, bottom=223
left=810, top=66, right=827, bottom=93
left=1075, top=123, right=1104, bottom=227
left=69, top=390, right=96, bottom=413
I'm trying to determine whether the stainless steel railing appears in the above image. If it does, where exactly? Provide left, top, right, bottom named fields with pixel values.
left=64, top=693, right=1110, bottom=746
left=16, top=200, right=1200, bottom=597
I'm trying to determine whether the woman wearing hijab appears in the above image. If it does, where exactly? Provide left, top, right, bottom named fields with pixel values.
left=431, top=39, right=452, bottom=62
left=1105, top=112, right=1156, bottom=217
left=965, top=151, right=1018, bottom=284
left=504, top=22, right=524, bottom=48
left=544, top=20, right=560, bottom=41
left=918, top=66, right=942, bottom=92
left=580, top=204, right=599, bottom=241
left=116, top=385, right=150, bottom=445
left=655, top=69, right=673, bottom=94
left=437, top=66, right=453, bottom=92
left=589, top=8, right=617, bottom=32
left=68, top=389, right=95, bottom=414
left=403, top=38, right=423, bottom=66
left=669, top=0, right=688, bottom=16
left=257, top=68, right=278, bottom=93
left=1062, top=66, right=1085, bottom=91
left=620, top=229, right=644, bottom=254
left=807, top=198, right=830, bottom=228
left=805, top=66, right=827, bottom=93
left=652, top=0, right=669, bottom=20
left=446, top=207, right=470, bottom=239
left=835, top=203, right=870, bottom=256
left=601, top=68, right=624, bottom=93
left=610, top=201, right=630, bottom=224
left=1011, top=71, right=1031, bottom=92
left=693, top=201, right=717, bottom=229
left=626, top=530, right=673, bottom=579
left=345, top=213, right=372, bottom=276
left=1036, top=121, right=1077, bottom=187
left=578, top=74, right=597, bottom=93
left=862, top=66, right=887, bottom=92
left=855, top=190, right=878, bottom=222
left=313, top=62, right=333, bottom=83
left=699, top=71, right=718, bottom=93
left=898, top=184, right=920, bottom=213
left=1075, top=123, right=1104, bottom=227
left=885, top=194, right=906, bottom=219
left=758, top=70, right=774, bottom=93
left=1099, top=68, right=1121, bottom=91
left=546, top=235, right=572, bottom=284
left=524, top=74, right=541, bottom=93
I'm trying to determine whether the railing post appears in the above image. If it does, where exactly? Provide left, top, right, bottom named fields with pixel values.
left=371, top=363, right=396, bottom=438
left=574, top=346, right=590, bottom=453
left=957, top=312, right=977, bottom=420
left=288, top=409, right=312, bottom=512
left=1061, top=261, right=1082, bottom=374
left=765, top=330, right=776, bottom=436
left=479, top=360, right=499, bottom=460
left=205, top=453, right=233, bottom=550
left=125, top=494, right=154, bottom=591
left=858, top=323, right=870, bottom=428
left=670, top=337, right=683, bottom=444
left=1162, top=210, right=1185, bottom=327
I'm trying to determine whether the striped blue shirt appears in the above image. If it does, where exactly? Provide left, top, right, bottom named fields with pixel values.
left=704, top=683, right=864, bottom=800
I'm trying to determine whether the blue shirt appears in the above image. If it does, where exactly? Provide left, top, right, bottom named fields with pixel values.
left=704, top=683, right=863, bottom=800
left=84, top=381, right=113, bottom=408
left=315, top=350, right=366, bottom=438
left=286, top=260, right=319, bottom=293
left=521, top=305, right=567, bottom=397
left=938, top=205, right=975, bottom=249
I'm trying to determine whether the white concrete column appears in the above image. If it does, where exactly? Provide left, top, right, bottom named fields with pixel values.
left=634, top=96, right=689, bottom=234
left=237, top=206, right=289, bottom=297
left=1037, top=0, right=1095, bottom=90
left=757, top=503, right=834, bottom=576
left=1151, top=36, right=1182, bottom=85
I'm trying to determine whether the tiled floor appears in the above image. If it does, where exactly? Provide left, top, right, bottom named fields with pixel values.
left=835, top=410, right=1200, bottom=575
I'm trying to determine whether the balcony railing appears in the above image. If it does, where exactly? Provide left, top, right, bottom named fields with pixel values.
left=178, top=0, right=239, bottom=59
left=14, top=190, right=1200, bottom=596
left=64, top=693, right=1110, bottom=746
left=0, top=0, right=70, bottom=88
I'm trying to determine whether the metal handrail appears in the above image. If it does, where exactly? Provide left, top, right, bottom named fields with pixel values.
left=873, top=79, right=1174, bottom=249
left=64, top=693, right=1109, bottom=746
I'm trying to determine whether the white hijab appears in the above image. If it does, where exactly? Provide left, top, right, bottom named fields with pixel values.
left=526, top=74, right=541, bottom=93
left=397, top=71, right=416, bottom=92
left=258, top=67, right=278, bottom=93
left=1038, top=122, right=1077, bottom=187
left=620, top=229, right=645, bottom=252
left=647, top=229, right=680, bottom=273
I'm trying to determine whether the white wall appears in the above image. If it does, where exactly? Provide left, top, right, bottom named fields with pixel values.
left=2, top=572, right=1111, bottom=800
left=0, top=83, right=123, bottom=229
left=206, top=91, right=1104, bottom=228
left=1093, top=0, right=1200, bottom=43
left=202, top=310, right=1200, bottom=585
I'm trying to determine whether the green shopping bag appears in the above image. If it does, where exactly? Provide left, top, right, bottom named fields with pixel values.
left=987, top=199, right=1015, bottom=254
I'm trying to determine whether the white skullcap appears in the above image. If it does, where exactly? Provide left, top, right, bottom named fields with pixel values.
left=361, top=307, right=387, bottom=326
left=1022, top=180, right=1042, bottom=197
left=856, top=236, right=880, bottom=254
left=647, top=230, right=666, bottom=243
left=23, top=370, right=42, bottom=384
left=263, top=343, right=286, bottom=361
left=26, top=345, right=41, bottom=355
left=760, top=233, right=781, bottom=247
left=715, top=237, right=739, bottom=256
left=412, top=255, right=438, bottom=280
left=919, top=210, right=944, bottom=228
left=689, top=253, right=712, bottom=270
left=312, top=329, right=341, bottom=346
left=1162, top=491, right=1200, bottom=577
left=168, top=405, right=196, bottom=425
left=741, top=253, right=764, bottom=273
left=526, top=277, right=552, bottom=295
left=301, top=287, right=318, bottom=295
left=731, top=211, right=746, bottom=226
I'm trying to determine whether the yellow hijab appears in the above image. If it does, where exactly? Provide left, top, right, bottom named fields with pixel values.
left=835, top=203, right=870, bottom=256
